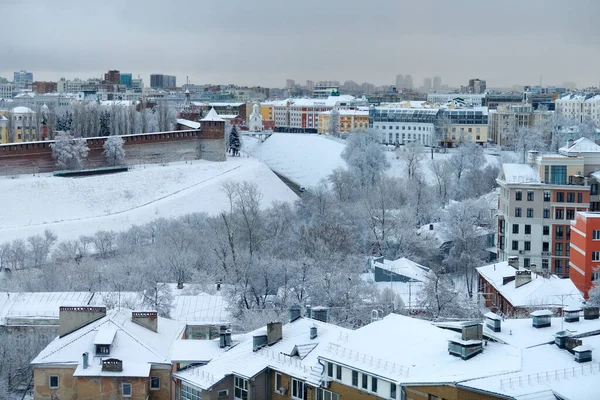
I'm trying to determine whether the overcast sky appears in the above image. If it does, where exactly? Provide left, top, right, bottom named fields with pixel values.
left=3, top=0, right=599, bottom=89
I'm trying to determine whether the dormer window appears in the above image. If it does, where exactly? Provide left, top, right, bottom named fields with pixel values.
left=96, top=344, right=110, bottom=355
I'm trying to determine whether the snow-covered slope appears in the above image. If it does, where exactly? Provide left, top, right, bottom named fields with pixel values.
left=0, top=157, right=297, bottom=242
left=247, top=133, right=346, bottom=188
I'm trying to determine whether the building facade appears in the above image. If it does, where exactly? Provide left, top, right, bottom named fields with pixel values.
left=555, top=93, right=600, bottom=126
left=488, top=103, right=552, bottom=145
left=496, top=139, right=600, bottom=276
left=13, top=70, right=33, bottom=89
left=570, top=212, right=600, bottom=298
left=150, top=74, right=176, bottom=89
left=318, top=109, right=369, bottom=134
left=370, top=106, right=437, bottom=146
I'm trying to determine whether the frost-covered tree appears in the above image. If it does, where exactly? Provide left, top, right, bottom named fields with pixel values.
left=228, top=125, right=241, bottom=156
left=418, top=273, right=478, bottom=319
left=99, top=110, right=111, bottom=136
left=341, top=129, right=390, bottom=188
left=505, top=126, right=547, bottom=163
left=328, top=108, right=341, bottom=136
left=396, top=141, right=424, bottom=180
left=103, top=135, right=126, bottom=166
left=50, top=131, right=89, bottom=170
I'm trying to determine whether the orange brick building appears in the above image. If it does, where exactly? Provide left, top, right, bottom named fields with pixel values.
left=570, top=212, right=600, bottom=298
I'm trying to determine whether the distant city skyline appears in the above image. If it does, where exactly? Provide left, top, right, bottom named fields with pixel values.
left=2, top=0, right=599, bottom=89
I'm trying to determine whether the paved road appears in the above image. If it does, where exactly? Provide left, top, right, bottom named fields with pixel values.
left=272, top=171, right=304, bottom=197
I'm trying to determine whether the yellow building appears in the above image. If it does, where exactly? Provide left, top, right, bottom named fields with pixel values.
left=318, top=109, right=370, bottom=134
left=260, top=102, right=275, bottom=122
left=0, top=106, right=37, bottom=143
left=0, top=114, right=7, bottom=143
left=443, top=124, right=489, bottom=145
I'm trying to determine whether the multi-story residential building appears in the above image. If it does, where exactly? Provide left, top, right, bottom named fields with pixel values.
left=57, top=78, right=86, bottom=93
left=488, top=103, right=552, bottom=145
left=151, top=74, right=177, bottom=89
left=313, top=82, right=340, bottom=98
left=13, top=70, right=33, bottom=89
left=0, top=83, right=14, bottom=99
left=31, top=81, right=57, bottom=94
left=0, top=114, right=7, bottom=143
left=461, top=78, right=486, bottom=94
left=555, top=93, right=600, bottom=125
left=318, top=109, right=369, bottom=134
left=570, top=211, right=600, bottom=298
left=272, top=95, right=366, bottom=133
left=439, top=105, right=489, bottom=146
left=120, top=73, right=133, bottom=87
left=31, top=307, right=185, bottom=400
left=433, top=76, right=442, bottom=91
left=370, top=105, right=438, bottom=146
left=104, top=69, right=120, bottom=84
left=496, top=138, right=600, bottom=277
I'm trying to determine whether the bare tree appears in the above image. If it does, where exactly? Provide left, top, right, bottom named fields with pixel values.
left=396, top=141, right=424, bottom=180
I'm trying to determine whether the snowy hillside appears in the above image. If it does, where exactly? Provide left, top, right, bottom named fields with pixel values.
left=0, top=157, right=297, bottom=243
left=246, top=133, right=346, bottom=187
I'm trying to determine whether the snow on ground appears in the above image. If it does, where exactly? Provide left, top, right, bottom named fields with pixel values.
left=246, top=133, right=346, bottom=187
left=247, top=133, right=501, bottom=187
left=0, top=157, right=297, bottom=243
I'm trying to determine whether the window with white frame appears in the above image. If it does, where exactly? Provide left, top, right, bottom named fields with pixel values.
left=122, top=383, right=132, bottom=398
left=150, top=376, right=160, bottom=390
left=234, top=376, right=248, bottom=400
left=291, top=378, right=306, bottom=400
left=274, top=372, right=284, bottom=394
left=181, top=383, right=202, bottom=400
left=593, top=251, right=600, bottom=262
left=327, top=362, right=333, bottom=378
left=316, top=388, right=340, bottom=400
left=336, top=364, right=342, bottom=380
left=594, top=230, right=600, bottom=240
left=49, top=375, right=59, bottom=389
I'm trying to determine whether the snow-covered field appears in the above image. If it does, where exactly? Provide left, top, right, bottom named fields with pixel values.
left=246, top=133, right=346, bottom=187
left=246, top=133, right=500, bottom=187
left=0, top=157, right=297, bottom=243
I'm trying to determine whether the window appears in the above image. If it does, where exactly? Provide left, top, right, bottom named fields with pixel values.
left=593, top=271, right=600, bottom=282
left=555, top=260, right=563, bottom=275
left=515, top=208, right=522, bottom=217
left=275, top=372, right=283, bottom=393
left=543, top=225, right=550, bottom=235
left=234, top=376, right=249, bottom=400
left=291, top=378, right=306, bottom=400
left=362, top=373, right=368, bottom=390
left=557, top=192, right=565, bottom=202
left=566, top=209, right=575, bottom=220
left=371, top=377, right=378, bottom=393
left=512, top=241, right=519, bottom=251
left=567, top=192, right=575, bottom=203
left=594, top=230, right=600, bottom=240
left=327, top=363, right=333, bottom=378
left=515, top=191, right=522, bottom=201
left=592, top=184, right=598, bottom=196
left=544, top=191, right=551, bottom=201
left=527, top=208, right=534, bottom=218
left=352, top=371, right=358, bottom=387
left=150, top=377, right=160, bottom=390
left=181, top=383, right=203, bottom=400
left=555, top=243, right=563, bottom=256
left=542, top=259, right=549, bottom=270
left=566, top=243, right=570, bottom=257
left=593, top=251, right=600, bottom=261
left=512, top=224, right=519, bottom=234
left=556, top=226, right=564, bottom=239
left=390, top=383, right=397, bottom=399
left=524, top=258, right=530, bottom=269
left=218, top=390, right=229, bottom=398
left=316, top=389, right=339, bottom=400
left=543, top=242, right=549, bottom=252
left=527, top=191, right=534, bottom=201
left=578, top=193, right=583, bottom=203
left=336, top=365, right=342, bottom=380
left=122, top=383, right=132, bottom=398
left=96, top=344, right=110, bottom=355
left=525, top=225, right=531, bottom=235
left=543, top=208, right=550, bottom=218
left=524, top=241, right=531, bottom=251
left=555, top=209, right=564, bottom=219
left=551, top=166, right=567, bottom=185
left=49, top=376, right=59, bottom=389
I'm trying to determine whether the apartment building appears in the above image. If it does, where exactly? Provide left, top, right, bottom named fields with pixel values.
left=370, top=106, right=438, bottom=146
left=556, top=93, right=600, bottom=125
left=318, top=109, right=369, bottom=134
left=497, top=138, right=600, bottom=277
left=488, top=103, right=552, bottom=145
left=570, top=212, right=600, bottom=298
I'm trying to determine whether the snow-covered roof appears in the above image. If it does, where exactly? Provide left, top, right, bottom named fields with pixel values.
left=10, top=106, right=34, bottom=114
left=476, top=261, right=584, bottom=308
left=32, top=308, right=186, bottom=376
left=171, top=293, right=231, bottom=325
left=201, top=108, right=224, bottom=122
left=174, top=317, right=351, bottom=390
left=498, top=163, right=541, bottom=184
left=271, top=95, right=360, bottom=108
left=320, top=313, right=520, bottom=385
left=0, top=292, right=93, bottom=325
left=371, top=257, right=430, bottom=282
left=171, top=338, right=229, bottom=363
left=559, top=137, right=600, bottom=155
left=176, top=118, right=201, bottom=129
left=319, top=109, right=369, bottom=116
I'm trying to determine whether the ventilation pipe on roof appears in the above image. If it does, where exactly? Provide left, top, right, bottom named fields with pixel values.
left=310, top=326, right=317, bottom=340
left=82, top=352, right=89, bottom=369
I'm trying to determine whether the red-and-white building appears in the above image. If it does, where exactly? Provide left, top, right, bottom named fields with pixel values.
left=570, top=211, right=600, bottom=298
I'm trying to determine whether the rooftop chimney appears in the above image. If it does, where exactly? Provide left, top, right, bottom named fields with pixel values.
left=82, top=352, right=89, bottom=369
left=429, top=223, right=434, bottom=231
left=267, top=322, right=283, bottom=346
left=310, top=326, right=317, bottom=340
left=515, top=270, right=532, bottom=288
left=311, top=306, right=329, bottom=323
left=568, top=138, right=575, bottom=148
left=508, top=256, right=519, bottom=269
left=219, top=326, right=227, bottom=348
left=289, top=305, right=302, bottom=322
left=131, top=311, right=158, bottom=332
left=59, top=306, right=107, bottom=338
